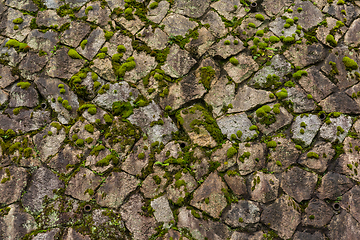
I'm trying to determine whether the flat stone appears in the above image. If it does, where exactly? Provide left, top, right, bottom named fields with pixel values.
left=0, top=64, right=18, bottom=88
left=120, top=194, right=157, bottom=240
left=201, top=11, right=227, bottom=38
left=9, top=82, right=39, bottom=108
left=328, top=211, right=360, bottom=240
left=0, top=90, right=8, bottom=106
left=222, top=200, right=261, bottom=228
left=22, top=167, right=64, bottom=214
left=116, top=15, right=145, bottom=35
left=293, top=231, right=326, bottom=240
left=340, top=185, right=360, bottom=223
left=269, top=16, right=300, bottom=38
left=262, top=0, right=294, bottom=17
left=60, top=21, right=91, bottom=48
left=323, top=2, right=360, bottom=26
left=161, top=44, right=197, bottom=78
left=185, top=27, right=215, bottom=57
left=43, top=0, right=64, bottom=8
left=248, top=171, right=279, bottom=203
left=155, top=141, right=181, bottom=163
left=147, top=0, right=169, bottom=23
left=36, top=10, right=70, bottom=28
left=124, top=51, right=157, bottom=83
left=224, top=174, right=247, bottom=197
left=191, top=148, right=210, bottom=181
left=151, top=195, right=174, bottom=223
left=70, top=119, right=101, bottom=149
left=65, top=167, right=102, bottom=201
left=211, top=141, right=238, bottom=172
left=302, top=199, right=333, bottom=228
left=5, top=0, right=38, bottom=11
left=91, top=58, right=117, bottom=82
left=257, top=105, right=293, bottom=135
left=230, top=231, right=264, bottom=240
left=209, top=35, right=245, bottom=59
left=285, top=85, right=316, bottom=113
left=18, top=52, right=49, bottom=80
left=102, top=31, right=133, bottom=60
left=298, top=66, right=336, bottom=102
left=261, top=195, right=301, bottom=239
left=320, top=92, right=360, bottom=114
left=140, top=168, right=167, bottom=199
left=281, top=167, right=318, bottom=202
left=63, top=228, right=90, bottom=240
left=86, top=1, right=111, bottom=27
left=161, top=13, right=197, bottom=37
left=229, top=85, right=275, bottom=113
left=128, top=101, right=177, bottom=144
left=217, top=113, right=257, bottom=142
left=284, top=40, right=326, bottom=68
left=66, top=0, right=90, bottom=8
left=0, top=166, right=28, bottom=205
left=32, top=228, right=61, bottom=240
left=211, top=0, right=247, bottom=21
left=138, top=26, right=168, bottom=50
left=291, top=114, right=322, bottom=147
left=335, top=137, right=360, bottom=181
left=345, top=18, right=360, bottom=47
left=317, top=17, right=348, bottom=48
left=345, top=83, right=360, bottom=107
left=190, top=172, right=227, bottom=218
left=27, top=30, right=59, bottom=54
left=167, top=172, right=197, bottom=204
left=76, top=27, right=106, bottom=60
left=267, top=137, right=301, bottom=173
left=316, top=171, right=354, bottom=200
left=48, top=145, right=82, bottom=175
left=122, top=138, right=150, bottom=176
left=238, top=142, right=266, bottom=175
left=172, top=0, right=211, bottom=18
left=1, top=8, right=32, bottom=42
left=298, top=142, right=335, bottom=173
left=86, top=147, right=113, bottom=173
left=0, top=38, right=27, bottom=67
left=319, top=114, right=352, bottom=143
left=224, top=53, right=258, bottom=83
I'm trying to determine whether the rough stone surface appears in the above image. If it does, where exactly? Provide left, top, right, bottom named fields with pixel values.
left=0, top=166, right=28, bottom=205
left=60, top=21, right=91, bottom=48
left=328, top=211, right=360, bottom=240
left=222, top=200, right=261, bottom=228
left=319, top=114, right=352, bottom=143
left=209, top=35, right=245, bottom=59
left=248, top=171, right=279, bottom=203
left=238, top=142, right=266, bottom=175
left=224, top=53, right=258, bottom=83
left=217, top=113, right=257, bottom=142
left=161, top=13, right=197, bottom=37
left=302, top=199, right=333, bottom=228
left=291, top=114, right=322, bottom=147
left=162, top=44, right=197, bottom=78
left=151, top=195, right=174, bottom=223
left=298, top=142, right=335, bottom=173
left=317, top=171, right=354, bottom=200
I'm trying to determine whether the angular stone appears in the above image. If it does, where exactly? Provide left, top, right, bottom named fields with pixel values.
left=0, top=38, right=27, bottom=67
left=137, top=26, right=168, bottom=50
left=122, top=138, right=150, bottom=176
left=0, top=64, right=18, bottom=88
left=161, top=13, right=197, bottom=37
left=0, top=166, right=28, bottom=205
left=319, top=114, right=352, bottom=143
left=262, top=0, right=293, bottom=17
left=185, top=27, right=215, bottom=57
left=302, top=199, right=333, bottom=228
left=261, top=195, right=301, bottom=239
left=120, top=194, right=157, bottom=240
left=96, top=171, right=139, bottom=208
left=267, top=137, right=301, bottom=173
left=335, top=137, right=360, bottom=181
left=102, top=32, right=133, bottom=60
left=36, top=10, right=70, bottom=28
left=65, top=167, right=102, bottom=201
left=27, top=30, right=59, bottom=54
left=211, top=141, right=238, bottom=172
left=201, top=11, right=227, bottom=38
left=1, top=8, right=32, bottom=42
left=257, top=105, right=293, bottom=135
left=281, top=167, right=318, bottom=202
left=5, top=0, right=38, bottom=12
left=76, top=27, right=106, bottom=60
left=124, top=51, right=157, bottom=83
left=32, top=228, right=61, bottom=240
left=0, top=90, right=8, bottom=106
left=9, top=82, right=39, bottom=108
left=162, top=45, right=197, bottom=78
left=328, top=211, right=360, bottom=240
left=22, top=167, right=64, bottom=213
left=211, top=0, right=247, bottom=21
left=190, top=172, right=227, bottom=218
left=323, top=2, right=360, bottom=26
left=86, top=147, right=113, bottom=173
left=209, top=35, right=245, bottom=59
left=293, top=231, right=326, bottom=240
left=217, top=113, right=257, bottom=142
left=248, top=172, right=279, bottom=203
left=91, top=58, right=117, bottom=82
left=238, top=142, right=266, bottom=175
left=317, top=17, right=348, bottom=48
left=43, top=0, right=64, bottom=8
left=340, top=185, right=360, bottom=222
left=151, top=195, right=174, bottom=223
left=285, top=85, right=316, bottom=113
left=18, top=52, right=49, bottom=79
left=284, top=41, right=326, bottom=68
left=298, top=142, right=334, bottom=173
left=167, top=172, right=197, bottom=204
left=48, top=145, right=82, bottom=175
left=191, top=148, right=210, bottom=181
left=147, top=0, right=169, bottom=23
left=86, top=1, right=111, bottom=27
left=345, top=18, right=360, bottom=47
left=270, top=16, right=301, bottom=38
left=222, top=200, right=261, bottom=228
left=320, top=92, right=360, bottom=114
left=140, top=168, right=167, bottom=199
left=345, top=83, right=360, bottom=108
left=317, top=172, right=354, bottom=200
left=173, top=0, right=211, bottom=18
left=231, top=231, right=264, bottom=240
left=116, top=15, right=145, bottom=35
left=224, top=54, right=257, bottom=83
left=224, top=174, right=247, bottom=197
left=63, top=228, right=90, bottom=240
left=60, top=21, right=91, bottom=48
left=291, top=114, right=322, bottom=147
left=229, top=86, right=274, bottom=113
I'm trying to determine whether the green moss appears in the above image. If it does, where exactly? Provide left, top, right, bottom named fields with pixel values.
left=343, top=56, right=358, bottom=71
left=85, top=5, right=93, bottom=14
left=286, top=18, right=294, bottom=26
left=96, top=53, right=106, bottom=59
left=326, top=34, right=337, bottom=47
left=287, top=9, right=293, bottom=13
left=175, top=179, right=186, bottom=188
left=117, top=45, right=126, bottom=53
left=149, top=2, right=158, bottom=9
left=112, top=101, right=133, bottom=118
left=269, top=36, right=280, bottom=43
left=229, top=57, right=239, bottom=66
left=68, top=49, right=82, bottom=59
left=105, top=31, right=114, bottom=41
left=300, top=122, right=307, bottom=128
left=293, top=70, right=308, bottom=80
left=297, top=7, right=303, bottom=12
left=13, top=25, right=19, bottom=30
left=96, top=154, right=115, bottom=167
left=12, top=18, right=23, bottom=24
left=256, top=30, right=264, bottom=37
left=13, top=108, right=20, bottom=115
left=307, top=152, right=319, bottom=159
left=85, top=124, right=94, bottom=133
left=248, top=22, right=256, bottom=28
left=283, top=36, right=295, bottom=44
left=300, top=128, right=305, bottom=134
left=276, top=88, right=288, bottom=100
left=152, top=175, right=161, bottom=184
left=267, top=141, right=277, bottom=148
left=276, top=161, right=282, bottom=166
left=295, top=145, right=302, bottom=150
left=90, top=145, right=105, bottom=156
left=75, top=139, right=84, bottom=146
left=104, top=114, right=113, bottom=124
left=337, top=126, right=344, bottom=134
left=80, top=40, right=87, bottom=50
left=199, top=66, right=215, bottom=90
left=284, top=81, right=295, bottom=87
left=255, top=14, right=265, bottom=21
left=337, top=0, right=345, bottom=4
left=227, top=147, right=238, bottom=158
left=138, top=152, right=145, bottom=159
left=17, top=82, right=31, bottom=89
left=224, top=40, right=231, bottom=45
left=236, top=130, right=242, bottom=138
left=85, top=137, right=93, bottom=144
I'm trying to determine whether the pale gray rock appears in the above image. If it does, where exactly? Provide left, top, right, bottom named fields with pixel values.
left=323, top=2, right=360, bottom=26
left=91, top=58, right=117, bottom=82
left=335, top=137, right=360, bottom=181
left=317, top=17, right=348, bottom=48
left=76, top=27, right=106, bottom=60
left=185, top=27, right=215, bottom=57
left=298, top=142, right=335, bottom=173
left=86, top=1, right=111, bottom=27
left=173, top=0, right=211, bottom=18
left=224, top=53, right=258, bottom=83
left=147, top=0, right=169, bottom=23
left=0, top=38, right=27, bottom=67
left=167, top=172, right=197, bottom=204
left=262, top=0, right=294, bottom=17
left=44, top=0, right=64, bottom=8
left=217, top=113, right=257, bottom=142
left=9, top=82, right=39, bottom=108
left=270, top=16, right=301, bottom=39
left=209, top=35, right=245, bottom=59
left=319, top=114, right=352, bottom=143
left=124, top=51, right=157, bottom=83
left=0, top=166, right=28, bottom=205
left=291, top=114, right=322, bottom=147
left=60, top=21, right=91, bottom=48
left=138, top=26, right=168, bottom=50
left=116, top=15, right=145, bottom=35
left=248, top=171, right=279, bottom=203
left=36, top=10, right=70, bottom=28
left=151, top=195, right=174, bottom=223
left=238, top=142, right=266, bottom=175
left=222, top=200, right=261, bottom=228
left=0, top=90, right=8, bottom=106
left=1, top=8, right=33, bottom=42
left=5, top=0, right=38, bottom=11
left=211, top=0, right=247, bottom=21
left=102, top=31, right=133, bottom=60
left=201, top=11, right=227, bottom=38
left=285, top=86, right=316, bottom=113
left=345, top=18, right=360, bottom=47
left=211, top=141, right=238, bottom=172
left=27, top=30, right=59, bottom=54
left=161, top=13, right=197, bottom=37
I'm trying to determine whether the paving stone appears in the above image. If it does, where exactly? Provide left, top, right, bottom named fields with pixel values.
left=211, top=0, right=247, bottom=21
left=0, top=90, right=8, bottom=106
left=172, top=0, right=211, bottom=18
left=285, top=85, right=316, bottom=113
left=185, top=27, right=215, bottom=57
left=317, top=171, right=354, bottom=200
left=340, top=185, right=360, bottom=223
left=36, top=10, right=70, bottom=28
left=27, top=30, right=59, bottom=54
left=248, top=171, right=279, bottom=203
left=5, top=0, right=38, bottom=12
left=151, top=195, right=174, bottom=223
left=60, top=21, right=91, bottom=48
left=217, top=113, right=257, bottom=142
left=345, top=18, right=360, bottom=47
left=8, top=82, right=39, bottom=108
left=211, top=141, right=238, bottom=172
left=238, top=142, right=266, bottom=175
left=284, top=40, right=326, bottom=68
left=48, top=145, right=82, bottom=175
left=298, top=142, right=335, bottom=173
left=0, top=166, right=28, bottom=205
left=0, top=64, right=18, bottom=88
left=86, top=1, right=111, bottom=27
left=222, top=200, right=261, bottom=228
left=317, top=17, right=348, bottom=48
left=335, top=137, right=360, bottom=181
left=18, top=52, right=49, bottom=80
left=124, top=51, right=157, bottom=83
left=32, top=228, right=61, bottom=240
left=1, top=8, right=33, bottom=42
left=85, top=147, right=113, bottom=173
left=102, top=31, right=133, bottom=60
left=224, top=53, right=257, bottom=83
left=147, top=0, right=169, bottom=23
left=320, top=92, right=360, bottom=114
left=328, top=211, right=360, bottom=240
left=0, top=38, right=27, bottom=67
left=161, top=13, right=197, bottom=37
left=63, top=228, right=91, bottom=240
left=302, top=198, right=333, bottom=228
left=138, top=26, right=168, bottom=50
left=230, top=231, right=264, bottom=240
left=269, top=16, right=301, bottom=39
left=323, top=2, right=360, bottom=26
left=167, top=172, right=197, bottom=204
left=201, top=11, right=227, bottom=38
left=190, top=148, right=210, bottom=181
left=76, top=27, right=106, bottom=60
left=116, top=15, right=145, bottom=35
left=319, top=114, right=352, bottom=143
left=262, top=0, right=294, bottom=17
left=91, top=58, right=117, bottom=82
left=291, top=114, right=322, bottom=147
left=293, top=231, right=326, bottom=240
left=224, top=174, right=247, bottom=197
left=122, top=138, right=150, bottom=176
left=257, top=105, right=293, bottom=135
left=140, top=168, right=167, bottom=199
left=209, top=35, right=245, bottom=59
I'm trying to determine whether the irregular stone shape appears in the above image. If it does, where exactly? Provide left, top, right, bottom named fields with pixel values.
left=93, top=82, right=139, bottom=111
left=211, top=141, right=238, bottom=172
left=191, top=148, right=210, bottom=181
left=116, top=15, right=145, bottom=35
left=161, top=45, right=197, bottom=78
left=261, top=195, right=301, bottom=239
left=224, top=174, right=247, bottom=197
left=238, top=142, right=266, bottom=175
left=76, top=27, right=106, bottom=60
left=172, top=0, right=211, bottom=18
left=319, top=114, right=352, bottom=143
left=285, top=85, right=316, bottom=113
left=0, top=166, right=28, bottom=205
left=161, top=13, right=197, bottom=37
left=91, top=58, right=117, bottom=82
left=298, top=66, right=336, bottom=102
left=281, top=167, right=318, bottom=202
left=9, top=82, right=39, bottom=108
left=32, top=228, right=61, bottom=240
left=96, top=171, right=139, bottom=208
left=248, top=171, right=279, bottom=203
left=65, top=167, right=102, bottom=201
left=345, top=18, right=360, bottom=47
left=317, top=172, right=354, bottom=200
left=257, top=105, right=293, bottom=135
left=0, top=204, right=37, bottom=239
left=161, top=229, right=189, bottom=240
left=335, top=137, right=360, bottom=181
left=320, top=92, right=360, bottom=114
left=190, top=172, right=227, bottom=218
left=185, top=27, right=215, bottom=57
left=201, top=11, right=227, bottom=38
left=0, top=90, right=8, bottom=106
left=120, top=194, right=157, bottom=240
left=5, top=0, right=38, bottom=11
left=302, top=199, right=333, bottom=228
left=19, top=51, right=48, bottom=78
left=298, top=142, right=334, bottom=173
left=222, top=200, right=261, bottom=228
left=27, top=30, right=59, bottom=54
left=0, top=38, right=27, bottom=67
left=249, top=55, right=291, bottom=88
left=229, top=86, right=274, bottom=113
left=167, top=172, right=197, bottom=204
left=1, top=8, right=32, bottom=42
left=231, top=231, right=264, bottom=240
left=63, top=228, right=91, bottom=240
left=33, top=122, right=66, bottom=161
left=102, top=32, right=133, bottom=60
left=262, top=0, right=293, bottom=16
left=211, top=0, right=247, bottom=21
left=147, top=0, right=169, bottom=23
left=22, top=167, right=64, bottom=213
left=217, top=113, right=257, bottom=142
left=323, top=2, right=360, bottom=26
left=293, top=231, right=326, bottom=240
left=284, top=41, right=326, bottom=68
left=60, top=21, right=91, bottom=47
left=209, top=35, right=245, bottom=59
left=43, top=0, right=64, bottom=8
left=317, top=17, right=348, bottom=48
left=137, top=26, right=168, bottom=50
left=345, top=83, right=360, bottom=108
left=159, top=72, right=206, bottom=110
left=270, top=16, right=300, bottom=38
left=340, top=185, right=360, bottom=223
left=86, top=1, right=111, bottom=27
left=140, top=168, right=167, bottom=199
left=36, top=9, right=70, bottom=27
left=48, top=145, right=82, bottom=175
left=86, top=148, right=113, bottom=173
left=178, top=207, right=231, bottom=240
left=224, top=54, right=257, bottom=83
left=46, top=47, right=85, bottom=79
left=267, top=137, right=301, bottom=173
left=122, top=138, right=150, bottom=176
left=35, top=76, right=79, bottom=124
left=128, top=101, right=177, bottom=144
left=151, top=195, right=174, bottom=223
left=328, top=211, right=360, bottom=240
left=0, top=64, right=18, bottom=88
left=69, top=119, right=101, bottom=149
left=155, top=141, right=181, bottom=164
left=124, top=51, right=157, bottom=83
left=354, top=118, right=360, bottom=134
left=291, top=114, right=322, bottom=147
